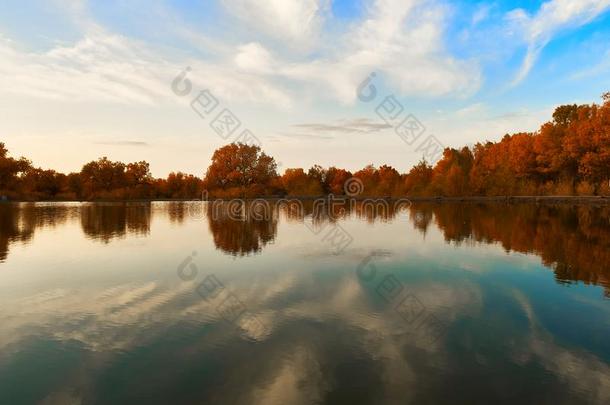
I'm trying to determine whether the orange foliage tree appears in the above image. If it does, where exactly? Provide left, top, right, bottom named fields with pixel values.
left=203, top=143, right=279, bottom=198
left=2, top=91, right=610, bottom=200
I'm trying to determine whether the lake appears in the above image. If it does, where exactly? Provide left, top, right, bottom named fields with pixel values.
left=0, top=201, right=609, bottom=405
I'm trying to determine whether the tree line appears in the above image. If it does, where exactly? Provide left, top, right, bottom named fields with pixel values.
left=1, top=94, right=609, bottom=200
left=0, top=146, right=202, bottom=200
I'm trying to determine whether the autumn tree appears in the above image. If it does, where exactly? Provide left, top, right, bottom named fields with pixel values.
left=281, top=168, right=323, bottom=196
left=564, top=102, right=610, bottom=193
left=430, top=147, right=473, bottom=196
left=80, top=157, right=154, bottom=199
left=0, top=143, right=31, bottom=196
left=377, top=165, right=403, bottom=197
left=125, top=162, right=152, bottom=186
left=80, top=157, right=126, bottom=197
left=552, top=104, right=579, bottom=127
left=325, top=167, right=352, bottom=195
left=404, top=159, right=433, bottom=196
left=22, top=169, right=64, bottom=197
left=66, top=173, right=83, bottom=199
left=352, top=165, right=378, bottom=196
left=307, top=165, right=327, bottom=192
left=156, top=172, right=201, bottom=199
left=203, top=143, right=278, bottom=197
left=3, top=91, right=610, bottom=200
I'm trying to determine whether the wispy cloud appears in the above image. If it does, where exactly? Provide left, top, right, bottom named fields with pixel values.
left=221, top=0, right=328, bottom=48
left=94, top=140, right=149, bottom=146
left=1, top=0, right=609, bottom=175
left=471, top=4, right=491, bottom=26
left=509, top=0, right=610, bottom=86
left=277, top=132, right=333, bottom=140
left=278, top=131, right=333, bottom=139
left=489, top=111, right=530, bottom=121
left=292, top=118, right=392, bottom=134
left=273, top=0, right=481, bottom=103
left=0, top=29, right=172, bottom=105
left=0, top=0, right=482, bottom=109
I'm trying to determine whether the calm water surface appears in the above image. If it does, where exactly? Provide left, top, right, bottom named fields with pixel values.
left=0, top=201, right=609, bottom=405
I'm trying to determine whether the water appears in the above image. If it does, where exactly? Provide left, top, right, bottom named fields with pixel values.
left=0, top=201, right=609, bottom=405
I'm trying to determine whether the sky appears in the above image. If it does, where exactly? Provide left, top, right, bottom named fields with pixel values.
left=0, top=0, right=609, bottom=177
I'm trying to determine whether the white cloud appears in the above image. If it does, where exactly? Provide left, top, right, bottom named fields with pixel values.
left=0, top=28, right=293, bottom=109
left=0, top=30, right=170, bottom=104
left=221, top=0, right=328, bottom=47
left=273, top=0, right=480, bottom=103
left=351, top=0, right=480, bottom=97
left=0, top=0, right=481, bottom=110
left=471, top=4, right=491, bottom=26
left=510, top=0, right=610, bottom=85
left=455, top=102, right=486, bottom=117
left=234, top=42, right=275, bottom=74
left=511, top=289, right=610, bottom=404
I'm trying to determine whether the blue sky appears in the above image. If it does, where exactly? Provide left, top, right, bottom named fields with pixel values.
left=1, top=0, right=609, bottom=176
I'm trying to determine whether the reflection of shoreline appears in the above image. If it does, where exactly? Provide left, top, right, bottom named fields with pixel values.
left=2, top=195, right=610, bottom=204
left=1, top=202, right=609, bottom=294
left=0, top=203, right=152, bottom=260
left=0, top=203, right=79, bottom=262
left=407, top=195, right=610, bottom=204
left=207, top=205, right=277, bottom=256
left=424, top=203, right=610, bottom=295
left=81, top=202, right=151, bottom=243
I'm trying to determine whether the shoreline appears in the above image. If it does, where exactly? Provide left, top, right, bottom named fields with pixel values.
left=3, top=195, right=610, bottom=204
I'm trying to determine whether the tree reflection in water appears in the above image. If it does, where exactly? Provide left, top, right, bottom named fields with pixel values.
left=0, top=201, right=608, bottom=294
left=421, top=203, right=610, bottom=295
left=80, top=203, right=151, bottom=243
left=206, top=201, right=278, bottom=256
left=0, top=203, right=78, bottom=261
left=205, top=200, right=610, bottom=293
